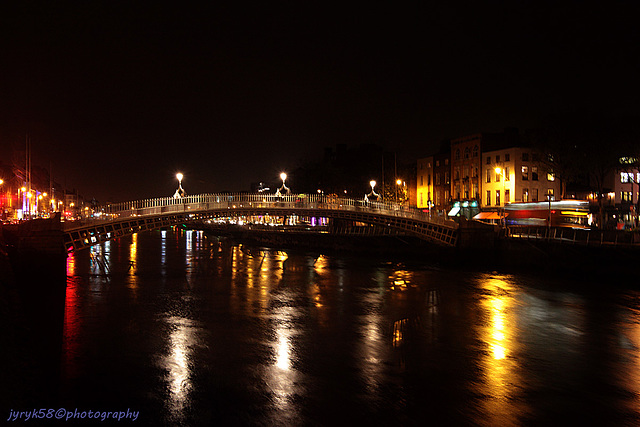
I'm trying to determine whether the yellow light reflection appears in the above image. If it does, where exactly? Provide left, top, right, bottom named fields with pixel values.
left=129, top=233, right=138, bottom=275
left=489, top=297, right=506, bottom=360
left=477, top=275, right=522, bottom=425
left=389, top=269, right=414, bottom=291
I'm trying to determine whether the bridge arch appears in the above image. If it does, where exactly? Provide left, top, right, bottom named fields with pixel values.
left=63, top=194, right=458, bottom=252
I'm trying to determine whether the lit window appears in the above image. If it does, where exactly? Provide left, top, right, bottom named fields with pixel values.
left=547, top=172, right=555, bottom=181
left=621, top=172, right=630, bottom=183
left=522, top=166, right=529, bottom=181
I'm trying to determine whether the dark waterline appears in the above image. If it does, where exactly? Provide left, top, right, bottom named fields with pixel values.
left=3, top=228, right=640, bottom=425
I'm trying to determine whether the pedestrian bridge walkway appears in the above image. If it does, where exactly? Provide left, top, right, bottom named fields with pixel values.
left=63, top=193, right=458, bottom=251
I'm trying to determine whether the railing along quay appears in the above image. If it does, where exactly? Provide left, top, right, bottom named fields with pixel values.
left=506, top=226, right=640, bottom=246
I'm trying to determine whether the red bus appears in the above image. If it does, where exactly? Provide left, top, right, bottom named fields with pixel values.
left=504, top=200, right=590, bottom=229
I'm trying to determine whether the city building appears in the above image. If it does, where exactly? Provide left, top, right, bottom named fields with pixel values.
left=450, top=134, right=482, bottom=203
left=432, top=142, right=451, bottom=212
left=416, top=156, right=433, bottom=209
left=602, top=159, right=640, bottom=227
left=482, top=147, right=561, bottom=209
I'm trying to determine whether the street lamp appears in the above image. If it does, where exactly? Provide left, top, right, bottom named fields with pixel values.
left=276, top=172, right=290, bottom=196
left=174, top=173, right=185, bottom=198
left=365, top=180, right=379, bottom=202
left=495, top=167, right=506, bottom=226
left=546, top=190, right=553, bottom=235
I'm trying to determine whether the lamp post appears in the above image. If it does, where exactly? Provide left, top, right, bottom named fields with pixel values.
left=365, top=180, right=379, bottom=203
left=174, top=173, right=185, bottom=198
left=276, top=172, right=290, bottom=196
left=546, top=190, right=553, bottom=235
left=495, top=167, right=505, bottom=226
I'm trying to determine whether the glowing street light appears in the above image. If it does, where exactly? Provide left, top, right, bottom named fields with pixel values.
left=365, top=180, right=379, bottom=202
left=173, top=173, right=185, bottom=198
left=276, top=172, right=290, bottom=196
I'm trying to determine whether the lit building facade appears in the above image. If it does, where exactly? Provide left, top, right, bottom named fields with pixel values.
left=416, top=156, right=433, bottom=209
left=433, top=149, right=451, bottom=211
left=482, top=147, right=561, bottom=208
left=450, top=134, right=481, bottom=203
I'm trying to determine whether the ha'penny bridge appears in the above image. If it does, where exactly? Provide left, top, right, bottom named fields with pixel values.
left=62, top=193, right=459, bottom=252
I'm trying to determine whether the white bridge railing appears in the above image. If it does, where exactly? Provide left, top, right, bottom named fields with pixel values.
left=70, top=193, right=457, bottom=230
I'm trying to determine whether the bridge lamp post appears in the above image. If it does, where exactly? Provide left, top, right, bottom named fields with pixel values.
left=174, top=173, right=185, bottom=198
left=276, top=172, right=290, bottom=196
left=365, top=180, right=379, bottom=202
left=495, top=167, right=505, bottom=226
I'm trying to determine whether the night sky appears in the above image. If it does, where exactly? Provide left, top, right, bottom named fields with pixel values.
left=1, top=3, right=638, bottom=202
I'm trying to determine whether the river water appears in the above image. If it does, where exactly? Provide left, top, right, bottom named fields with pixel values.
left=5, top=228, right=640, bottom=425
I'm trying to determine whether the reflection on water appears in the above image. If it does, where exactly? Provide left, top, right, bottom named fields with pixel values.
left=477, top=275, right=523, bottom=425
left=161, top=316, right=199, bottom=423
left=63, top=256, right=80, bottom=380
left=55, top=229, right=640, bottom=425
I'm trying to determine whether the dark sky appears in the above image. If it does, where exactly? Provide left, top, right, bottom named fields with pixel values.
left=1, top=2, right=638, bottom=202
